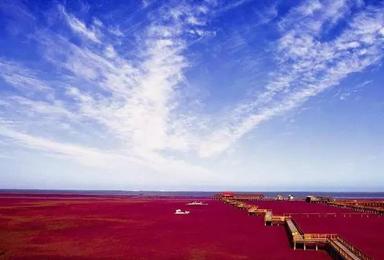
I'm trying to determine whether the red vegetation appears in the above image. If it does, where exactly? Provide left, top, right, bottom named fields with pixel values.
left=0, top=194, right=329, bottom=259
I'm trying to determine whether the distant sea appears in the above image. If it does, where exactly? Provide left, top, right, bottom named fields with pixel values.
left=0, top=190, right=383, bottom=199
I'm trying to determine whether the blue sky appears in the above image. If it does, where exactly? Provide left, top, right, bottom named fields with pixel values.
left=0, top=0, right=383, bottom=191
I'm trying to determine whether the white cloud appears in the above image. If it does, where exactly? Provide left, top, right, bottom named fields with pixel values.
left=0, top=123, right=214, bottom=185
left=58, top=5, right=101, bottom=43
left=0, top=60, right=52, bottom=93
left=0, top=2, right=215, bottom=178
left=1, top=1, right=384, bottom=181
left=197, top=1, right=384, bottom=157
left=0, top=125, right=121, bottom=167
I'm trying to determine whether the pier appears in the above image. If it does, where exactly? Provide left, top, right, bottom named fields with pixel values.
left=306, top=196, right=384, bottom=215
left=219, top=194, right=372, bottom=259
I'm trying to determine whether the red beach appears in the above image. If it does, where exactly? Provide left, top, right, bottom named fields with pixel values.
left=0, top=194, right=330, bottom=259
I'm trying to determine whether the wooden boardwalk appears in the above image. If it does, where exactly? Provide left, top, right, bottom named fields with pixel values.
left=221, top=197, right=371, bottom=260
left=308, top=197, right=384, bottom=215
left=329, top=238, right=361, bottom=260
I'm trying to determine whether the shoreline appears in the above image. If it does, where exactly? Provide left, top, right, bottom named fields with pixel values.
left=1, top=189, right=383, bottom=199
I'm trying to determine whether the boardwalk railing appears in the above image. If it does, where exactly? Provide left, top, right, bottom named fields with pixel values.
left=319, top=199, right=384, bottom=215
left=329, top=236, right=371, bottom=260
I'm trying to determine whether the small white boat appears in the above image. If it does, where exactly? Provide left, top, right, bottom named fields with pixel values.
left=174, top=209, right=190, bottom=215
left=186, top=201, right=208, bottom=206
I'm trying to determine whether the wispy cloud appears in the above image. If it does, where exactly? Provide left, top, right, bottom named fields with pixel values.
left=0, top=1, right=214, bottom=176
left=0, top=0, right=383, bottom=181
left=198, top=1, right=384, bottom=157
left=0, top=60, right=52, bottom=93
left=0, top=125, right=121, bottom=167
left=58, top=4, right=101, bottom=43
left=217, top=0, right=253, bottom=13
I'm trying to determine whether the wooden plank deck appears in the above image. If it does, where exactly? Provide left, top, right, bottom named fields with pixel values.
left=329, top=238, right=361, bottom=260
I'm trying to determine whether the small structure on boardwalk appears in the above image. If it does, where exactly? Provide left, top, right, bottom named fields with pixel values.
left=219, top=192, right=235, bottom=198
left=174, top=209, right=190, bottom=215
left=186, top=201, right=208, bottom=206
left=306, top=196, right=320, bottom=203
left=247, top=206, right=258, bottom=215
left=306, top=195, right=333, bottom=203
